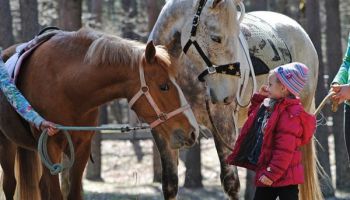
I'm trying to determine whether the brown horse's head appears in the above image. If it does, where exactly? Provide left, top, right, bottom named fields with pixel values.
left=129, top=41, right=199, bottom=149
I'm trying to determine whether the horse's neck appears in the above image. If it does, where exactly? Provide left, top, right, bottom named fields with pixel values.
left=70, top=64, right=139, bottom=113
left=149, top=0, right=193, bottom=57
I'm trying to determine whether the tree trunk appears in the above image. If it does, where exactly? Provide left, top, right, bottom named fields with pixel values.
left=121, top=0, right=137, bottom=18
left=0, top=0, right=15, bottom=48
left=121, top=0, right=144, bottom=41
left=285, top=0, right=301, bottom=20
left=58, top=0, right=82, bottom=31
left=146, top=0, right=165, bottom=31
left=184, top=140, right=203, bottom=188
left=91, top=0, right=103, bottom=23
left=251, top=0, right=268, bottom=11
left=107, top=0, right=115, bottom=19
left=306, top=0, right=335, bottom=197
left=86, top=0, right=92, bottom=13
left=270, top=0, right=288, bottom=13
left=86, top=105, right=107, bottom=181
left=269, top=0, right=300, bottom=20
left=19, top=0, right=40, bottom=42
left=326, top=0, right=350, bottom=192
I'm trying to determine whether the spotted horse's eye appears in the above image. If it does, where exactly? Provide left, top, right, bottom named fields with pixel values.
left=211, top=35, right=222, bottom=43
left=160, top=83, right=170, bottom=91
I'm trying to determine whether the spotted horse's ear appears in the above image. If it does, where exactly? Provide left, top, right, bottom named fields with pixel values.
left=210, top=0, right=225, bottom=9
left=233, top=0, right=245, bottom=24
left=233, top=0, right=243, bottom=4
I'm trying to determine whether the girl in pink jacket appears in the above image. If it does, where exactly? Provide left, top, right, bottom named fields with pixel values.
left=226, top=62, right=316, bottom=200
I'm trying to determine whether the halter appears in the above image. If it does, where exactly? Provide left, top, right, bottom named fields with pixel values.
left=128, top=60, right=191, bottom=129
left=183, top=0, right=241, bottom=82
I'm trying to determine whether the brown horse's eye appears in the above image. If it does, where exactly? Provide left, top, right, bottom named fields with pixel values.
left=160, top=83, right=169, bottom=91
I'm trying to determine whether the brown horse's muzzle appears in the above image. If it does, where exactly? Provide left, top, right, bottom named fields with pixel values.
left=170, top=128, right=197, bottom=149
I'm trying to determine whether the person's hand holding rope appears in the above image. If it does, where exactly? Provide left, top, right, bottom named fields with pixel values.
left=40, top=121, right=58, bottom=136
left=331, top=84, right=350, bottom=104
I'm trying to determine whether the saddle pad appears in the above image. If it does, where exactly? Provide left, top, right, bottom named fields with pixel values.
left=240, top=13, right=292, bottom=74
left=5, top=31, right=60, bottom=83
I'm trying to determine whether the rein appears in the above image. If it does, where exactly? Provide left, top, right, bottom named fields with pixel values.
left=205, top=95, right=234, bottom=152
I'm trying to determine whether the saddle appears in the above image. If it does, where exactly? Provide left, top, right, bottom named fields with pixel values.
left=241, top=13, right=292, bottom=76
left=5, top=27, right=61, bottom=83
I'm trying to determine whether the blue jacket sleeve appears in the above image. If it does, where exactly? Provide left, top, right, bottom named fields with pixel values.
left=0, top=57, right=44, bottom=128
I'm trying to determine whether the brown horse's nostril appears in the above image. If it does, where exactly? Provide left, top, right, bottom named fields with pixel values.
left=224, top=96, right=234, bottom=105
left=170, top=129, right=198, bottom=149
left=190, top=131, right=196, bottom=142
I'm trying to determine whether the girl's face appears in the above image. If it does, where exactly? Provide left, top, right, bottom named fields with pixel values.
left=267, top=73, right=288, bottom=99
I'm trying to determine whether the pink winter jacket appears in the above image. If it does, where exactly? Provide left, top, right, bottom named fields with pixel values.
left=226, top=93, right=316, bottom=187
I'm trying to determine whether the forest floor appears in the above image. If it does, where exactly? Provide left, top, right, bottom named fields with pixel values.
left=84, top=139, right=237, bottom=200
left=0, top=137, right=348, bottom=200
left=83, top=138, right=350, bottom=200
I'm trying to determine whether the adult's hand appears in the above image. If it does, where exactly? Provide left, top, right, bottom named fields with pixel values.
left=331, top=84, right=350, bottom=104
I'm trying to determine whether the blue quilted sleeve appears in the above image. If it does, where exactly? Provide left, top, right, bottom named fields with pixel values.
left=0, top=57, right=44, bottom=128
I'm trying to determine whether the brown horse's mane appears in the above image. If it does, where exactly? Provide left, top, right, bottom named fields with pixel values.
left=69, top=28, right=178, bottom=76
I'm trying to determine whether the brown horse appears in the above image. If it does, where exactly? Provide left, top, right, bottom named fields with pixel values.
left=0, top=28, right=199, bottom=200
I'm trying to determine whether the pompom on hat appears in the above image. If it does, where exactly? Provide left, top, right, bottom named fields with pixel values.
left=273, top=62, right=309, bottom=97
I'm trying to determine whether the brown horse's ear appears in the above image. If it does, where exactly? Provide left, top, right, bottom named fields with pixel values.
left=145, top=40, right=156, bottom=64
left=211, top=0, right=225, bottom=8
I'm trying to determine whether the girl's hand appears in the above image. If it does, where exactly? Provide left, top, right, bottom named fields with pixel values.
left=259, top=85, right=269, bottom=96
left=259, top=175, right=273, bottom=186
left=40, top=121, right=58, bottom=136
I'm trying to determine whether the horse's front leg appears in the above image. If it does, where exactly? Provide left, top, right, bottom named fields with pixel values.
left=67, top=137, right=92, bottom=200
left=152, top=132, right=179, bottom=200
left=209, top=106, right=240, bottom=200
left=211, top=132, right=240, bottom=200
left=40, top=167, right=63, bottom=200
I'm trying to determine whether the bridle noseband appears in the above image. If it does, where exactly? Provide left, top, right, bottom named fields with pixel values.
left=128, top=60, right=191, bottom=129
left=183, top=0, right=241, bottom=82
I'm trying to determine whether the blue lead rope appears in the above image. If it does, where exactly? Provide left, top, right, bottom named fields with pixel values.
left=38, top=130, right=75, bottom=175
left=38, top=125, right=150, bottom=175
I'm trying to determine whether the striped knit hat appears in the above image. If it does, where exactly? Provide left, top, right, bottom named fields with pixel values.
left=273, top=62, right=309, bottom=97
